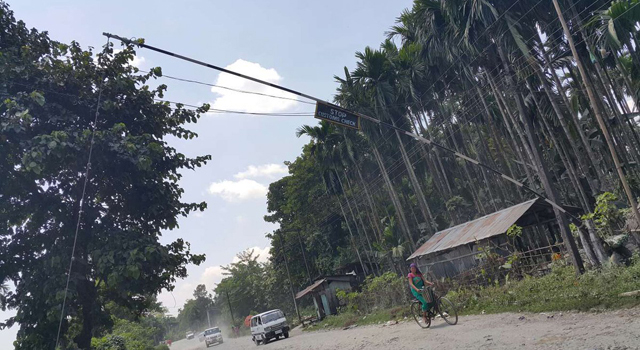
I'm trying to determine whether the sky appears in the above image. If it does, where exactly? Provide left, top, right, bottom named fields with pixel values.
left=1, top=0, right=414, bottom=347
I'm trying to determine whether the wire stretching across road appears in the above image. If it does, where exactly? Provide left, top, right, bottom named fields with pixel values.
left=155, top=99, right=316, bottom=116
left=140, top=70, right=316, bottom=105
left=101, top=33, right=580, bottom=224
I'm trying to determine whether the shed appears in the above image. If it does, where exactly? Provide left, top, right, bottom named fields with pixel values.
left=295, top=275, right=357, bottom=320
left=408, top=198, right=579, bottom=279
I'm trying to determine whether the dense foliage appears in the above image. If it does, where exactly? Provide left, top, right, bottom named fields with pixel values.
left=264, top=0, right=640, bottom=302
left=212, top=250, right=299, bottom=329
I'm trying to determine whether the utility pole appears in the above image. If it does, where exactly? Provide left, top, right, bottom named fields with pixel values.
left=225, top=290, right=235, bottom=326
left=207, top=308, right=211, bottom=328
left=278, top=231, right=302, bottom=324
left=295, top=229, right=313, bottom=284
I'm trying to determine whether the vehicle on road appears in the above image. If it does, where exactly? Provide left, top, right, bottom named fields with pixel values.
left=204, top=327, right=223, bottom=347
left=411, top=287, right=458, bottom=328
left=186, top=331, right=195, bottom=340
left=250, top=309, right=290, bottom=346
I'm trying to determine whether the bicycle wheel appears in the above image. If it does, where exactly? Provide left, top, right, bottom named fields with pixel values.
left=437, top=297, right=458, bottom=325
left=411, top=301, right=430, bottom=329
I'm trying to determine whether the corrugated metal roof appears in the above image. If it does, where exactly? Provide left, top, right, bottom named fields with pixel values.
left=295, top=279, right=325, bottom=299
left=408, top=198, right=540, bottom=260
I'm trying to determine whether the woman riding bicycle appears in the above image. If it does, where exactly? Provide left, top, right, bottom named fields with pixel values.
left=408, top=263, right=434, bottom=323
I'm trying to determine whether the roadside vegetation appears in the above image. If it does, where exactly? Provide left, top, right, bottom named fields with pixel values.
left=307, top=259, right=640, bottom=330
left=5, top=0, right=640, bottom=348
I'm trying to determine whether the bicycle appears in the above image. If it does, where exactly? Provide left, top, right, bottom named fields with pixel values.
left=411, top=287, right=458, bottom=328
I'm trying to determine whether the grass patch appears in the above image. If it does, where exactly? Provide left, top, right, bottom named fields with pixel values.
left=304, top=306, right=412, bottom=331
left=447, top=260, right=640, bottom=315
left=305, top=261, right=640, bottom=332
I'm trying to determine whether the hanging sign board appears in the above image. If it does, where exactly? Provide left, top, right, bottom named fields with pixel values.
left=314, top=102, right=360, bottom=130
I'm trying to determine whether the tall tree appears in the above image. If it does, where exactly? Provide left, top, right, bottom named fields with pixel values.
left=0, top=4, right=208, bottom=348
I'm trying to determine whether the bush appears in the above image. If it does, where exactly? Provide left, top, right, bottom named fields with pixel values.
left=446, top=260, right=640, bottom=314
left=336, top=272, right=410, bottom=314
left=92, top=335, right=126, bottom=350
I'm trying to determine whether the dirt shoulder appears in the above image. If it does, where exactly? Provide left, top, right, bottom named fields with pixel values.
left=172, top=307, right=640, bottom=350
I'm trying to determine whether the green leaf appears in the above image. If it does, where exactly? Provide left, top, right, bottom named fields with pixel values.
left=30, top=91, right=45, bottom=106
left=506, top=16, right=530, bottom=58
left=608, top=19, right=621, bottom=48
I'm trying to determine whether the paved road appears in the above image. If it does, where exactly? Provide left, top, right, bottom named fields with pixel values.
left=169, top=307, right=640, bottom=350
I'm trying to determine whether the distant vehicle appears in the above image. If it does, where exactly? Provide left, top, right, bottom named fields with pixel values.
left=186, top=331, right=195, bottom=340
left=250, top=309, right=290, bottom=346
left=204, top=327, right=223, bottom=347
left=198, top=331, right=205, bottom=342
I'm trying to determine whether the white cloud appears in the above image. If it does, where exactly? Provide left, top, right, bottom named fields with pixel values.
left=113, top=49, right=146, bottom=68
left=231, top=246, right=271, bottom=264
left=131, top=56, right=146, bottom=68
left=234, top=163, right=288, bottom=179
left=253, top=246, right=271, bottom=263
left=210, top=59, right=298, bottom=113
left=208, top=179, right=268, bottom=202
left=200, top=266, right=225, bottom=289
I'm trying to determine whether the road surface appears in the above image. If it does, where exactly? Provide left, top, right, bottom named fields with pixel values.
left=169, top=307, right=640, bottom=350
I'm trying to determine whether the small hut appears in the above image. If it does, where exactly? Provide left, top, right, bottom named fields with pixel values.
left=407, top=198, right=579, bottom=279
left=295, top=275, right=357, bottom=320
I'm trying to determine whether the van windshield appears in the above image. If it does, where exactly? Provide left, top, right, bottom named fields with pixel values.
left=261, top=310, right=284, bottom=324
left=204, top=328, right=220, bottom=335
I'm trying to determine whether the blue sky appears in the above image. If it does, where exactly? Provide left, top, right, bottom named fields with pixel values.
left=1, top=0, right=413, bottom=347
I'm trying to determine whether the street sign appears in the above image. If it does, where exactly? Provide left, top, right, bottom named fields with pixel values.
left=314, top=102, right=360, bottom=130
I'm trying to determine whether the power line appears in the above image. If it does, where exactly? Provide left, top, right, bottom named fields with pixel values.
left=140, top=70, right=316, bottom=105
left=104, top=33, right=579, bottom=222
left=103, top=0, right=626, bottom=238
left=54, top=36, right=110, bottom=350
left=156, top=99, right=315, bottom=116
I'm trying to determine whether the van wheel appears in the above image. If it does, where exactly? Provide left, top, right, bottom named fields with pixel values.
left=254, top=338, right=259, bottom=346
left=284, top=332, right=289, bottom=339
left=264, top=337, right=270, bottom=344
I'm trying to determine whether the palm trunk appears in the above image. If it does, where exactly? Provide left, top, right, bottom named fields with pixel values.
left=413, top=114, right=450, bottom=199
left=540, top=44, right=606, bottom=187
left=497, top=41, right=584, bottom=273
left=391, top=121, right=435, bottom=233
left=566, top=0, right=640, bottom=168
left=476, top=84, right=518, bottom=182
left=553, top=0, right=640, bottom=243
left=486, top=71, right=537, bottom=187
left=326, top=182, right=368, bottom=275
left=356, top=165, right=384, bottom=243
left=421, top=112, right=454, bottom=195
left=601, top=61, right=640, bottom=163
left=532, top=87, right=601, bottom=266
left=371, top=143, right=416, bottom=250
left=342, top=170, right=380, bottom=275
left=534, top=66, right=598, bottom=195
left=592, top=57, right=640, bottom=166
left=444, top=120, right=485, bottom=215
left=462, top=114, right=501, bottom=211
left=614, top=53, right=639, bottom=110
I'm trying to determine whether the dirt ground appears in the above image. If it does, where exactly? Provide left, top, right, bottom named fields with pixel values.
left=171, top=307, right=640, bottom=350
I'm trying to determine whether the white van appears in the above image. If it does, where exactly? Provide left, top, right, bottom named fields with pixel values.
left=203, top=327, right=223, bottom=347
left=250, top=309, right=290, bottom=345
